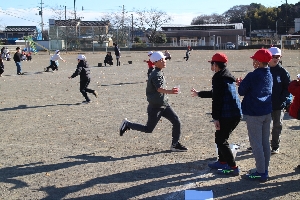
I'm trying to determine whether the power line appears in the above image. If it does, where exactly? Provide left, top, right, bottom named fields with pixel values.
left=0, top=9, right=48, bottom=25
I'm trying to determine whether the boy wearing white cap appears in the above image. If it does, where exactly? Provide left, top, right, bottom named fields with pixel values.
left=268, top=47, right=291, bottom=154
left=45, top=50, right=65, bottom=72
left=68, top=55, right=98, bottom=104
left=120, top=51, right=188, bottom=151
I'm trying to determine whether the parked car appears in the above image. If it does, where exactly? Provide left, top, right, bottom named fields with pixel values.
left=239, top=41, right=249, bottom=46
left=226, top=42, right=235, bottom=49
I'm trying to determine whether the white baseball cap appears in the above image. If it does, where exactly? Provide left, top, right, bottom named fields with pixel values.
left=55, top=50, right=60, bottom=54
left=268, top=47, right=281, bottom=56
left=297, top=74, right=300, bottom=79
left=77, top=54, right=86, bottom=60
left=147, top=51, right=153, bottom=56
left=149, top=51, right=165, bottom=63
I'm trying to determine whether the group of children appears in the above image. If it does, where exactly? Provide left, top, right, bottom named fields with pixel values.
left=120, top=47, right=300, bottom=182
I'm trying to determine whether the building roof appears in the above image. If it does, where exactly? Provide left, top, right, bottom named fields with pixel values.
left=51, top=19, right=109, bottom=27
left=4, top=26, right=37, bottom=32
left=161, top=23, right=243, bottom=30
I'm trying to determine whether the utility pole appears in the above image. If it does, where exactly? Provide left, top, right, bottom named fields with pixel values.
left=285, top=0, right=288, bottom=34
left=74, top=0, right=76, bottom=19
left=39, top=0, right=44, bottom=40
left=121, top=5, right=124, bottom=46
left=131, top=14, right=134, bottom=44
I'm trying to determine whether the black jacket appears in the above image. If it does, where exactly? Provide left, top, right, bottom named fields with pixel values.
left=104, top=55, right=113, bottom=62
left=114, top=46, right=120, bottom=56
left=270, top=64, right=291, bottom=110
left=13, top=51, right=22, bottom=62
left=71, top=60, right=91, bottom=80
left=198, top=68, right=242, bottom=120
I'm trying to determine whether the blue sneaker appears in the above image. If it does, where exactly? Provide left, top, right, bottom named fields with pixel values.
left=218, top=166, right=240, bottom=176
left=245, top=171, right=268, bottom=182
left=208, top=161, right=228, bottom=169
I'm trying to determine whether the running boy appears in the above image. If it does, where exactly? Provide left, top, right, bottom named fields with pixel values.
left=119, top=51, right=188, bottom=152
left=45, top=50, right=65, bottom=72
left=68, top=55, right=98, bottom=104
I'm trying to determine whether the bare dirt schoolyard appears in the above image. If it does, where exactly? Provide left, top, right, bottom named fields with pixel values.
left=0, top=49, right=299, bottom=199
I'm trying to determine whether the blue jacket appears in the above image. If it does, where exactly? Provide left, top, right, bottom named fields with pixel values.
left=238, top=67, right=273, bottom=116
left=270, top=64, right=291, bottom=110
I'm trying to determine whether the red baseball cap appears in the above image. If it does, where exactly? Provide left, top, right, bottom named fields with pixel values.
left=250, top=49, right=272, bottom=63
left=208, top=53, right=228, bottom=63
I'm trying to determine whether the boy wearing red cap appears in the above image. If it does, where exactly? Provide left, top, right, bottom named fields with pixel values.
left=237, top=49, right=273, bottom=182
left=191, top=52, right=242, bottom=176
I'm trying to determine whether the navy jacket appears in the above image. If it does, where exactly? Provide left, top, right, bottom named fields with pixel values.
left=198, top=68, right=242, bottom=120
left=270, top=64, right=291, bottom=110
left=71, top=60, right=91, bottom=80
left=238, top=67, right=273, bottom=116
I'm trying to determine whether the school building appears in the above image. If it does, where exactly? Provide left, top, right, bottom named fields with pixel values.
left=160, top=23, right=246, bottom=49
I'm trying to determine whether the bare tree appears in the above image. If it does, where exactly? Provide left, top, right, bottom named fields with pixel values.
left=135, top=8, right=172, bottom=44
left=50, top=5, right=73, bottom=20
left=99, top=12, right=131, bottom=46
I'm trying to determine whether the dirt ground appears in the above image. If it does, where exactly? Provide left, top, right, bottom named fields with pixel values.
left=0, top=49, right=299, bottom=200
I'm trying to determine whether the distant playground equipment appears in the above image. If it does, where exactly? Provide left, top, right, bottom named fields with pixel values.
left=23, top=36, right=50, bottom=54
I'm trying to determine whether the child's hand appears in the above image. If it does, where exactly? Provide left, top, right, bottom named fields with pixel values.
left=236, top=77, right=243, bottom=86
left=190, top=88, right=198, bottom=97
left=214, top=120, right=220, bottom=130
left=171, top=87, right=179, bottom=94
left=68, top=77, right=72, bottom=79
left=143, top=60, right=147, bottom=62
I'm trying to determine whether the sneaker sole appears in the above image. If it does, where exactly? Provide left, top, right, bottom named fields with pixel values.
left=119, top=119, right=127, bottom=136
left=170, top=148, right=188, bottom=152
left=218, top=169, right=239, bottom=176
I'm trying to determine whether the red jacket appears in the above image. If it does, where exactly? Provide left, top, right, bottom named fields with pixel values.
left=288, top=80, right=300, bottom=119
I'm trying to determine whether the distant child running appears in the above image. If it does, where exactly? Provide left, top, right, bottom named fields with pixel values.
left=183, top=46, right=192, bottom=61
left=68, top=55, right=98, bottom=104
left=119, top=51, right=188, bottom=152
left=45, top=50, right=65, bottom=72
left=0, top=58, right=4, bottom=77
left=144, top=51, right=154, bottom=78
